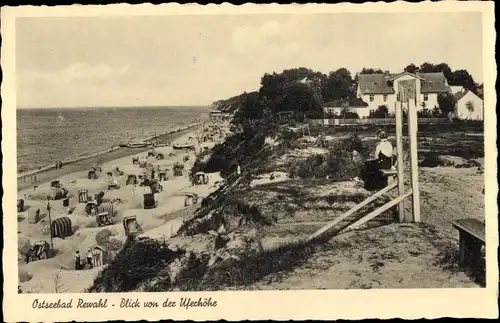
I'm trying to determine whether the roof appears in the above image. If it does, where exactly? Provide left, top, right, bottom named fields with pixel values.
left=454, top=89, right=482, bottom=102
left=357, top=73, right=395, bottom=94
left=323, top=98, right=369, bottom=108
left=418, top=72, right=451, bottom=93
left=454, top=89, right=469, bottom=101
left=357, top=71, right=451, bottom=94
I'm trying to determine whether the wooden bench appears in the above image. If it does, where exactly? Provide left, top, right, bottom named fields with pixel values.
left=451, top=219, right=485, bottom=268
left=380, top=169, right=397, bottom=185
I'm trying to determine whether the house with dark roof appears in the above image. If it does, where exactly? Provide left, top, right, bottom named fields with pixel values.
left=323, top=98, right=370, bottom=118
left=356, top=71, right=451, bottom=114
left=454, top=88, right=484, bottom=120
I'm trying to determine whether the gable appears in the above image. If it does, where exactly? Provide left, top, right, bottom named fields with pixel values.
left=457, top=90, right=483, bottom=103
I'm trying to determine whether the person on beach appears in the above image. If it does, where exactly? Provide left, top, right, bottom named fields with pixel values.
left=361, top=130, right=394, bottom=191
left=75, top=251, right=81, bottom=270
left=86, top=249, right=93, bottom=269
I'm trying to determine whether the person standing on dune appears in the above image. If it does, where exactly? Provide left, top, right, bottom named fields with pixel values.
left=86, top=249, right=93, bottom=269
left=75, top=251, right=81, bottom=270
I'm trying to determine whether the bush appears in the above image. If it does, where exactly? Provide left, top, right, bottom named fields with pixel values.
left=89, top=237, right=185, bottom=292
left=290, top=134, right=366, bottom=180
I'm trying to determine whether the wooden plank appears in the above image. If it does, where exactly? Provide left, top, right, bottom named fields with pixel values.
left=451, top=219, right=485, bottom=243
left=346, top=189, right=413, bottom=231
left=395, top=100, right=405, bottom=223
left=407, top=98, right=421, bottom=222
left=380, top=169, right=397, bottom=176
left=306, top=182, right=397, bottom=242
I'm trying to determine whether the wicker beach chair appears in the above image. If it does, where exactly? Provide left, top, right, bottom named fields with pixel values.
left=143, top=193, right=157, bottom=209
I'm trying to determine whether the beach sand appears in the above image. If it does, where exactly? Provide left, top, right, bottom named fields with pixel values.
left=17, top=122, right=227, bottom=293
left=17, top=124, right=204, bottom=191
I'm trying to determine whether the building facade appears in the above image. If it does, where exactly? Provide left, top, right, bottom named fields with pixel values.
left=356, top=71, right=451, bottom=115
left=454, top=89, right=484, bottom=120
left=323, top=98, right=370, bottom=119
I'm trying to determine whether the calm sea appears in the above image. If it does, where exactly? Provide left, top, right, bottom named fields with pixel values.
left=17, top=106, right=209, bottom=172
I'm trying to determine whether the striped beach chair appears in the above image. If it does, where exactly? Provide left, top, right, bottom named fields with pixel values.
left=51, top=217, right=73, bottom=238
left=78, top=189, right=89, bottom=203
left=96, top=201, right=115, bottom=217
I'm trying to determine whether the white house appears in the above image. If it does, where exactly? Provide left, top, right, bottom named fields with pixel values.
left=454, top=89, right=484, bottom=120
left=323, top=98, right=370, bottom=119
left=356, top=71, right=451, bottom=114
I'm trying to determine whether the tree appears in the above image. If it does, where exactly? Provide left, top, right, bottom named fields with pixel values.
left=452, top=69, right=476, bottom=92
left=476, top=83, right=484, bottom=99
left=437, top=92, right=457, bottom=117
left=322, top=68, right=355, bottom=102
left=466, top=101, right=475, bottom=118
left=233, top=92, right=265, bottom=121
left=431, top=106, right=442, bottom=117
left=419, top=62, right=437, bottom=73
left=368, top=105, right=389, bottom=118
left=404, top=63, right=419, bottom=74
left=417, top=107, right=433, bottom=118
left=281, top=82, right=322, bottom=116
left=360, top=68, right=384, bottom=74
left=339, top=109, right=359, bottom=119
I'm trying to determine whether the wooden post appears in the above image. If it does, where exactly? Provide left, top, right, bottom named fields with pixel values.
left=47, top=197, right=54, bottom=257
left=408, top=97, right=421, bottom=222
left=395, top=101, right=405, bottom=222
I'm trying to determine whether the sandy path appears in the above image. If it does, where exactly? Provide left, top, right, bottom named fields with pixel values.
left=17, top=123, right=225, bottom=293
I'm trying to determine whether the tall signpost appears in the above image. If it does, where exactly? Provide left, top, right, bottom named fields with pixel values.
left=395, top=96, right=405, bottom=222
left=399, top=79, right=421, bottom=222
left=47, top=197, right=54, bottom=257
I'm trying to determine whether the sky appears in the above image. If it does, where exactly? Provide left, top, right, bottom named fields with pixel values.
left=16, top=12, right=483, bottom=108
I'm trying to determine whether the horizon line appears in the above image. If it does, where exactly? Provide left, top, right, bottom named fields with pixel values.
left=16, top=104, right=212, bottom=110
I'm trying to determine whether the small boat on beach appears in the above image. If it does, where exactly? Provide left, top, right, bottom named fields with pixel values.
left=119, top=140, right=150, bottom=148
left=172, top=142, right=195, bottom=150
left=127, top=142, right=150, bottom=148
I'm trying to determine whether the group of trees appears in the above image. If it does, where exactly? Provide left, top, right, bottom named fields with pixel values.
left=226, top=62, right=481, bottom=125
left=404, top=62, right=482, bottom=96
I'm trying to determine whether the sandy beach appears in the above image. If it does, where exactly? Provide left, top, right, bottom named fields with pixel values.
left=17, top=121, right=227, bottom=293
left=17, top=124, right=206, bottom=191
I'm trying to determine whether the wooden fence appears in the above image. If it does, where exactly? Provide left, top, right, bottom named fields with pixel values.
left=304, top=118, right=451, bottom=126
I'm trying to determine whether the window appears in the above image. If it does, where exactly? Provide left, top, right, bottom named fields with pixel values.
left=423, top=94, right=428, bottom=102
left=383, top=94, right=388, bottom=102
left=396, top=93, right=400, bottom=101
left=369, top=95, right=374, bottom=102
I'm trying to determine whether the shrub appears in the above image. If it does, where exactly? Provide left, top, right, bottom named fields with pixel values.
left=89, top=237, right=184, bottom=292
left=290, top=134, right=366, bottom=181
